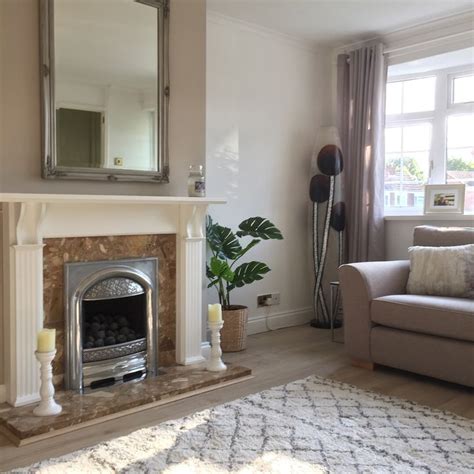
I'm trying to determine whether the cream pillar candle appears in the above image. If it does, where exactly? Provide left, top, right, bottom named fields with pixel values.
left=37, top=328, right=56, bottom=353
left=208, top=303, right=223, bottom=323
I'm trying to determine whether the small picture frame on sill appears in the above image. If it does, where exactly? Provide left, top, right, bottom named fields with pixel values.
left=424, top=184, right=465, bottom=214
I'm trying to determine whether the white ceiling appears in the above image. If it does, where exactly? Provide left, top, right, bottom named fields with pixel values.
left=207, top=0, right=474, bottom=47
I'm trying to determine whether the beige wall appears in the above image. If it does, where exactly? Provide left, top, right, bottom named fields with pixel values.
left=0, top=0, right=206, bottom=196
left=0, top=0, right=207, bottom=388
left=206, top=14, right=332, bottom=331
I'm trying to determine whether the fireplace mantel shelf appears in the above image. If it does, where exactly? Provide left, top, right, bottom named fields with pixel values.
left=0, top=193, right=226, bottom=205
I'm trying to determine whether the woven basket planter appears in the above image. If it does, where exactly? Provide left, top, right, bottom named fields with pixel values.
left=221, top=305, right=249, bottom=352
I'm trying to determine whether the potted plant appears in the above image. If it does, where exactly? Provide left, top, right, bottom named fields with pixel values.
left=206, top=216, right=283, bottom=351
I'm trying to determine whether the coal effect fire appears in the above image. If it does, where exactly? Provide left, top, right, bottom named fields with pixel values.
left=83, top=313, right=144, bottom=349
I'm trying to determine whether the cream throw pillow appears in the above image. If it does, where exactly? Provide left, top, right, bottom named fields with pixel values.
left=407, top=244, right=474, bottom=298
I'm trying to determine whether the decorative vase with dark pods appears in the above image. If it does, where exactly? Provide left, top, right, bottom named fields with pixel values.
left=309, top=126, right=345, bottom=329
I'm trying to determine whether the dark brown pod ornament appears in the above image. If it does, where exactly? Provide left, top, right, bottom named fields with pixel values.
left=330, top=201, right=346, bottom=232
left=309, top=174, right=330, bottom=203
left=317, top=144, right=344, bottom=176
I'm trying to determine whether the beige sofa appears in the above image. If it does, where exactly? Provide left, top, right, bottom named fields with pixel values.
left=339, top=225, right=474, bottom=387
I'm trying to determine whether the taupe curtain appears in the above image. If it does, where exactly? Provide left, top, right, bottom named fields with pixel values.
left=337, top=43, right=387, bottom=262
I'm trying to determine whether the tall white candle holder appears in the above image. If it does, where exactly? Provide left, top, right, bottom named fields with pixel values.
left=34, top=350, right=62, bottom=416
left=207, top=321, right=227, bottom=372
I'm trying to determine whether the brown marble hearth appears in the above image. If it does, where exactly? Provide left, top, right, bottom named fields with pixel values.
left=0, top=364, right=252, bottom=446
left=42, top=234, right=177, bottom=384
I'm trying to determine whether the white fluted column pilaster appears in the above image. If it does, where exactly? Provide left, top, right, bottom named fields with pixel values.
left=9, top=244, right=44, bottom=406
left=176, top=204, right=208, bottom=365
left=4, top=202, right=46, bottom=407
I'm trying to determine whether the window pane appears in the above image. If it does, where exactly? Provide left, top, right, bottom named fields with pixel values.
left=403, top=123, right=432, bottom=151
left=384, top=153, right=403, bottom=208
left=447, top=114, right=474, bottom=212
left=385, top=127, right=401, bottom=153
left=453, top=75, right=474, bottom=104
left=403, top=77, right=436, bottom=113
left=447, top=115, right=474, bottom=149
left=384, top=151, right=429, bottom=211
left=386, top=82, right=402, bottom=115
left=402, top=152, right=430, bottom=183
left=384, top=122, right=432, bottom=212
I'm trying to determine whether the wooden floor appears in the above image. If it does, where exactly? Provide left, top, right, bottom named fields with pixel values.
left=1, top=325, right=472, bottom=471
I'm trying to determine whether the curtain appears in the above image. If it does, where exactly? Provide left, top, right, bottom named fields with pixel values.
left=337, top=43, right=387, bottom=262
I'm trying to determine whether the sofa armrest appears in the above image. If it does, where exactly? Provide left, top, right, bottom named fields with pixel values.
left=339, top=260, right=410, bottom=362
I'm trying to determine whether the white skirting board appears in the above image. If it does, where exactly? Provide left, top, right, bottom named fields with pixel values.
left=201, top=307, right=313, bottom=346
left=0, top=385, right=6, bottom=404
left=247, top=307, right=313, bottom=335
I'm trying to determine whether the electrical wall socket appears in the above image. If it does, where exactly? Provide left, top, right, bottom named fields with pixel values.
left=257, top=292, right=280, bottom=307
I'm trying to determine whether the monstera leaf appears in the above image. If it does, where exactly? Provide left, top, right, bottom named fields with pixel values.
left=209, top=257, right=234, bottom=282
left=207, top=218, right=242, bottom=259
left=236, top=217, right=283, bottom=240
left=229, top=261, right=270, bottom=290
left=206, top=263, right=218, bottom=289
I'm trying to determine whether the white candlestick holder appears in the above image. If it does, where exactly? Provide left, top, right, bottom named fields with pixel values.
left=207, top=321, right=227, bottom=372
left=34, top=350, right=62, bottom=416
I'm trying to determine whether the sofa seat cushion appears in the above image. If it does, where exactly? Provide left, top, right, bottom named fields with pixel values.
left=371, top=294, right=474, bottom=342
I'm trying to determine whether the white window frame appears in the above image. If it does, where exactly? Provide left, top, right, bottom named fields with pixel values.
left=385, top=65, right=474, bottom=215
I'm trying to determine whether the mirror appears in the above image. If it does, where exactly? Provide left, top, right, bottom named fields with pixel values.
left=40, top=0, right=169, bottom=182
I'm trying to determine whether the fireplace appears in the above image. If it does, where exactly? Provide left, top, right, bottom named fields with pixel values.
left=64, top=258, right=159, bottom=392
left=2, top=194, right=222, bottom=407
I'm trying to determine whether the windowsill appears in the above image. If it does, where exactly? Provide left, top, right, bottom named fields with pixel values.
left=384, top=213, right=474, bottom=221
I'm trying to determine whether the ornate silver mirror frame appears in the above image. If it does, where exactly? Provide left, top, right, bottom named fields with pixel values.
left=39, top=0, right=170, bottom=182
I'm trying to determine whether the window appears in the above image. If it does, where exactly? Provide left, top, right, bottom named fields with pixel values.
left=384, top=62, right=474, bottom=214
left=452, top=75, right=474, bottom=104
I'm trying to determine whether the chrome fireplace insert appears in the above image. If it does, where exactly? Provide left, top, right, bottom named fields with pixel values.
left=64, top=258, right=158, bottom=392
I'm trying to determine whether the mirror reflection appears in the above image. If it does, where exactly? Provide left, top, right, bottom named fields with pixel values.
left=54, top=0, right=158, bottom=172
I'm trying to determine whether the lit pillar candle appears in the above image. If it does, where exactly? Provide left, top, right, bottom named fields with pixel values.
left=208, top=303, right=223, bottom=323
left=37, top=328, right=56, bottom=353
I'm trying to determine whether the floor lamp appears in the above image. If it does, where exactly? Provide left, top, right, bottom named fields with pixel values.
left=309, top=126, right=345, bottom=328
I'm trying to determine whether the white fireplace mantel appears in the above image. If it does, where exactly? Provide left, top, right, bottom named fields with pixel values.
left=1, top=193, right=226, bottom=406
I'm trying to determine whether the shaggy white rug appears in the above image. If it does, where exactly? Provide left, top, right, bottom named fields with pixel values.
left=19, top=376, right=473, bottom=473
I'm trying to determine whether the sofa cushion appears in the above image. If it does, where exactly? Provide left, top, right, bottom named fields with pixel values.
left=406, top=244, right=474, bottom=298
left=371, top=294, right=474, bottom=342
left=413, top=225, right=474, bottom=247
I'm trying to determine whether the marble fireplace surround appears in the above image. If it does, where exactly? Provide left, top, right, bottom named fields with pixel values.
left=44, top=235, right=175, bottom=386
left=1, top=193, right=225, bottom=407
